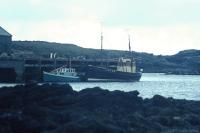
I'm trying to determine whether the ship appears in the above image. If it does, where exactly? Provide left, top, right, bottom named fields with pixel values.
left=85, top=33, right=142, bottom=82
left=85, top=58, right=142, bottom=81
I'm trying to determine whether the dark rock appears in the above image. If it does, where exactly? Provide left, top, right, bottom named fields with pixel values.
left=152, top=95, right=171, bottom=107
left=0, top=84, right=200, bottom=133
left=185, top=114, right=200, bottom=126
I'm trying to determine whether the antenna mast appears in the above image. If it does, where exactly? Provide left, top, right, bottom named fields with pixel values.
left=128, top=34, right=134, bottom=73
left=101, top=31, right=103, bottom=51
left=128, top=34, right=131, bottom=52
left=100, top=31, right=104, bottom=66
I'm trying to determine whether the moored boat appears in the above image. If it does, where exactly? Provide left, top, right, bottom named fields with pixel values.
left=85, top=32, right=142, bottom=82
left=43, top=66, right=85, bottom=82
left=86, top=57, right=142, bottom=82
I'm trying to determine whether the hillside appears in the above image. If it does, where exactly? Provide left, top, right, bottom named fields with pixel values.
left=4, top=41, right=200, bottom=74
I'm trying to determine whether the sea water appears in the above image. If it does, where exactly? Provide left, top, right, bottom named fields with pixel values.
left=0, top=73, right=200, bottom=100
left=70, top=73, right=200, bottom=100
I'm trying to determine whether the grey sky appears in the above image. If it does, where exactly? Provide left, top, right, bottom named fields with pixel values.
left=1, top=0, right=200, bottom=55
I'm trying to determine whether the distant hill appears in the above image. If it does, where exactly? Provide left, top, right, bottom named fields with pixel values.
left=11, top=41, right=98, bottom=58
left=5, top=41, right=200, bottom=74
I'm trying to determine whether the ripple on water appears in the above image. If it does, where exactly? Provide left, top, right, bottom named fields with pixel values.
left=70, top=73, right=200, bottom=100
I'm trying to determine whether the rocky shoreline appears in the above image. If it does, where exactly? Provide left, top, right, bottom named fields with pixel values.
left=0, top=83, right=200, bottom=133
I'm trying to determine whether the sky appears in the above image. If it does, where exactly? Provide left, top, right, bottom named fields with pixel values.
left=1, top=0, right=200, bottom=55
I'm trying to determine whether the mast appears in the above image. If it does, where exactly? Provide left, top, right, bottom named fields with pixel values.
left=100, top=31, right=103, bottom=66
left=101, top=31, right=103, bottom=51
left=128, top=34, right=131, bottom=52
left=128, top=34, right=134, bottom=73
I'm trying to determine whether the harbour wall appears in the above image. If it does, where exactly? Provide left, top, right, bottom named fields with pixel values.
left=0, top=58, right=118, bottom=82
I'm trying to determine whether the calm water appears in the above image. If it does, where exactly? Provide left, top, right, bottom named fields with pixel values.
left=70, top=73, right=200, bottom=100
left=0, top=73, right=200, bottom=100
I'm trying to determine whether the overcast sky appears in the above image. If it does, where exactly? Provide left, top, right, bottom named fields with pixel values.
left=1, top=0, right=200, bottom=55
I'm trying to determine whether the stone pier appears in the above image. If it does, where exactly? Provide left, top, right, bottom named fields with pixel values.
left=0, top=59, right=24, bottom=82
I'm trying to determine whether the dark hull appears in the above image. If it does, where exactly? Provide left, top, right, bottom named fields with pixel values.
left=85, top=66, right=142, bottom=82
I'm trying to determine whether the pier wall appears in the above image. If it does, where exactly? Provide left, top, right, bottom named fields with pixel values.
left=0, top=58, right=118, bottom=82
left=0, top=59, right=24, bottom=82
